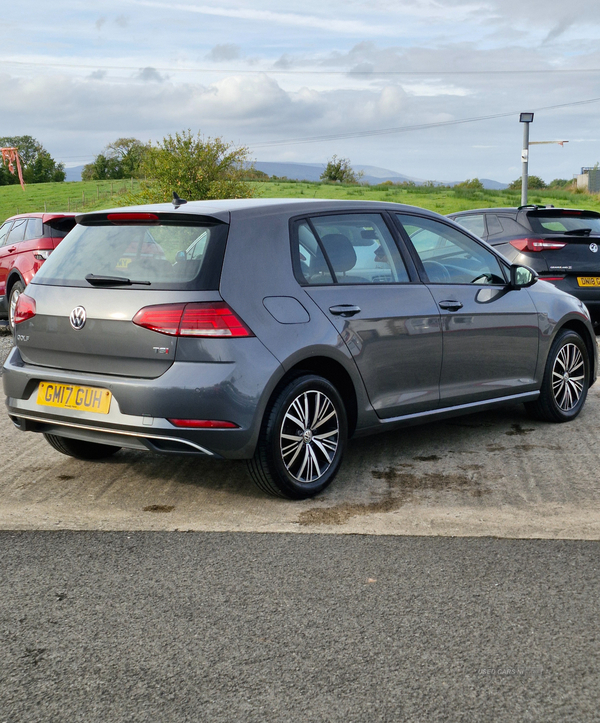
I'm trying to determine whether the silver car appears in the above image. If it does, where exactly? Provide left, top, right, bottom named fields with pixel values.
left=3, top=198, right=597, bottom=499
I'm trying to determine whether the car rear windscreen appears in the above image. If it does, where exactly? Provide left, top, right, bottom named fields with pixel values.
left=32, top=218, right=228, bottom=291
left=527, top=211, right=600, bottom=235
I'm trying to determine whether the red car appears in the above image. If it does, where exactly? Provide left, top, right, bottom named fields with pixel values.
left=0, top=212, right=77, bottom=331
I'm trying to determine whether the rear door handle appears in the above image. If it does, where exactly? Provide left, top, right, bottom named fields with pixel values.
left=329, top=305, right=361, bottom=317
left=438, top=300, right=463, bottom=312
left=7, top=246, right=16, bottom=253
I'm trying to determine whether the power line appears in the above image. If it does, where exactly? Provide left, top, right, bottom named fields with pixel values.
left=3, top=58, right=600, bottom=77
left=251, top=96, right=600, bottom=148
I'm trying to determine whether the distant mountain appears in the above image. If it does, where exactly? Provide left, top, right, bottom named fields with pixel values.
left=65, top=165, right=85, bottom=182
left=479, top=178, right=508, bottom=190
left=252, top=161, right=507, bottom=189
left=62, top=160, right=508, bottom=189
left=252, top=161, right=422, bottom=186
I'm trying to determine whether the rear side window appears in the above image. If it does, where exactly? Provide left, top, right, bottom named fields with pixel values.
left=32, top=218, right=229, bottom=291
left=295, top=213, right=409, bottom=285
left=24, top=218, right=43, bottom=241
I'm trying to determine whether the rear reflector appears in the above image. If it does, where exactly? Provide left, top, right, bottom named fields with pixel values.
left=107, top=213, right=159, bottom=224
left=132, top=302, right=254, bottom=337
left=167, top=419, right=239, bottom=428
left=510, top=238, right=567, bottom=252
left=541, top=276, right=565, bottom=282
left=14, top=294, right=36, bottom=324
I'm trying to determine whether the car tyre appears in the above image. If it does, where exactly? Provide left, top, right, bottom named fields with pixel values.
left=525, top=329, right=589, bottom=423
left=8, top=280, right=24, bottom=334
left=247, top=374, right=347, bottom=499
left=44, top=434, right=121, bottom=460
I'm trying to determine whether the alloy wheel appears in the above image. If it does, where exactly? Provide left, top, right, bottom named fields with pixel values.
left=552, top=342, right=585, bottom=411
left=280, top=390, right=339, bottom=483
left=9, top=287, right=21, bottom=330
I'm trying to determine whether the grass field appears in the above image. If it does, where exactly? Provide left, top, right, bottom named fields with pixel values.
left=0, top=179, right=143, bottom=221
left=2, top=178, right=600, bottom=222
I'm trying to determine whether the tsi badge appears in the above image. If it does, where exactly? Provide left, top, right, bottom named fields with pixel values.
left=70, top=306, right=87, bottom=330
left=590, top=243, right=599, bottom=254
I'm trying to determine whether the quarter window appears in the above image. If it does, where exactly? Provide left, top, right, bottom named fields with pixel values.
left=396, top=214, right=506, bottom=285
left=24, top=218, right=43, bottom=241
left=295, top=213, right=409, bottom=285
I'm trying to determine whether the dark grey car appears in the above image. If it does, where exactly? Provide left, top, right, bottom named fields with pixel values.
left=3, top=199, right=597, bottom=499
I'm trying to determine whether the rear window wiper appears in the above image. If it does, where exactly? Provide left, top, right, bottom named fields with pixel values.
left=563, top=228, right=593, bottom=236
left=85, top=274, right=151, bottom=286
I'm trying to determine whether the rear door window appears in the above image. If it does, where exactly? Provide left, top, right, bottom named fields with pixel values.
left=295, top=213, right=409, bottom=285
left=32, top=217, right=229, bottom=291
left=6, top=218, right=26, bottom=244
left=453, top=214, right=485, bottom=237
left=0, top=221, right=12, bottom=246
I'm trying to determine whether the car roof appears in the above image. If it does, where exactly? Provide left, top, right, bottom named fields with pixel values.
left=5, top=212, right=78, bottom=223
left=77, top=197, right=453, bottom=224
left=449, top=207, right=519, bottom=216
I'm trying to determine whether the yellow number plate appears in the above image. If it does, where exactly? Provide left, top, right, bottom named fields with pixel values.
left=37, top=382, right=112, bottom=414
left=577, top=277, right=600, bottom=287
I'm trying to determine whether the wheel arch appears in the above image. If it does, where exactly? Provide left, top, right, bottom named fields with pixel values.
left=264, top=355, right=359, bottom=438
left=555, top=318, right=597, bottom=386
left=6, top=270, right=26, bottom=299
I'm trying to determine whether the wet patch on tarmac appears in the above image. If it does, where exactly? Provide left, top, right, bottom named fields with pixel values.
left=143, top=505, right=175, bottom=513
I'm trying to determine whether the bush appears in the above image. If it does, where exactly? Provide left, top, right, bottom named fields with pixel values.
left=127, top=129, right=256, bottom=203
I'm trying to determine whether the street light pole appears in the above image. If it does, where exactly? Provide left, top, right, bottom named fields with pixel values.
left=520, top=112, right=534, bottom=206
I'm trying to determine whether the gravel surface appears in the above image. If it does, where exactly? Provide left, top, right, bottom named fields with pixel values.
left=0, top=325, right=13, bottom=373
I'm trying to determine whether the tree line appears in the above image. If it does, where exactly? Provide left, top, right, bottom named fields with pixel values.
left=0, top=131, right=582, bottom=198
left=0, top=136, right=65, bottom=185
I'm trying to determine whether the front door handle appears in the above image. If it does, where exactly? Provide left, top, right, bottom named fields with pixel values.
left=329, top=304, right=361, bottom=317
left=438, top=300, right=463, bottom=312
left=6, top=246, right=16, bottom=253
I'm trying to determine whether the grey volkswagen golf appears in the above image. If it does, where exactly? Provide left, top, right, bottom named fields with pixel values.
left=3, top=198, right=597, bottom=499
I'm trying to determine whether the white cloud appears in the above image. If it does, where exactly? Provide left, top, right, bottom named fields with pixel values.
left=132, top=0, right=395, bottom=36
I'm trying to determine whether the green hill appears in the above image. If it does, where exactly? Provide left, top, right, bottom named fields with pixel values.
left=2, top=178, right=599, bottom=221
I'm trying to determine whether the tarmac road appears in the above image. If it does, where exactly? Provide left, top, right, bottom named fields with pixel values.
left=1, top=532, right=598, bottom=723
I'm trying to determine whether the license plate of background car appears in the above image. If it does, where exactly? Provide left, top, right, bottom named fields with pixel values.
left=36, top=382, right=112, bottom=414
left=577, top=277, right=600, bottom=287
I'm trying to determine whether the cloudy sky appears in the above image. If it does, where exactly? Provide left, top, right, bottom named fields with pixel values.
left=4, top=0, right=600, bottom=183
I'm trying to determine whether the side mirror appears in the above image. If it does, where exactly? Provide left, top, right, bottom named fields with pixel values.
left=510, top=264, right=538, bottom=289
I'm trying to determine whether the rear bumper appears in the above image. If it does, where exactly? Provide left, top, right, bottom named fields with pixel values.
left=2, top=342, right=283, bottom=459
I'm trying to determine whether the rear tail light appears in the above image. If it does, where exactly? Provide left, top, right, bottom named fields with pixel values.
left=14, top=294, right=36, bottom=324
left=132, top=302, right=254, bottom=337
left=510, top=238, right=567, bottom=252
left=167, top=419, right=239, bottom=428
left=33, top=250, right=52, bottom=261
